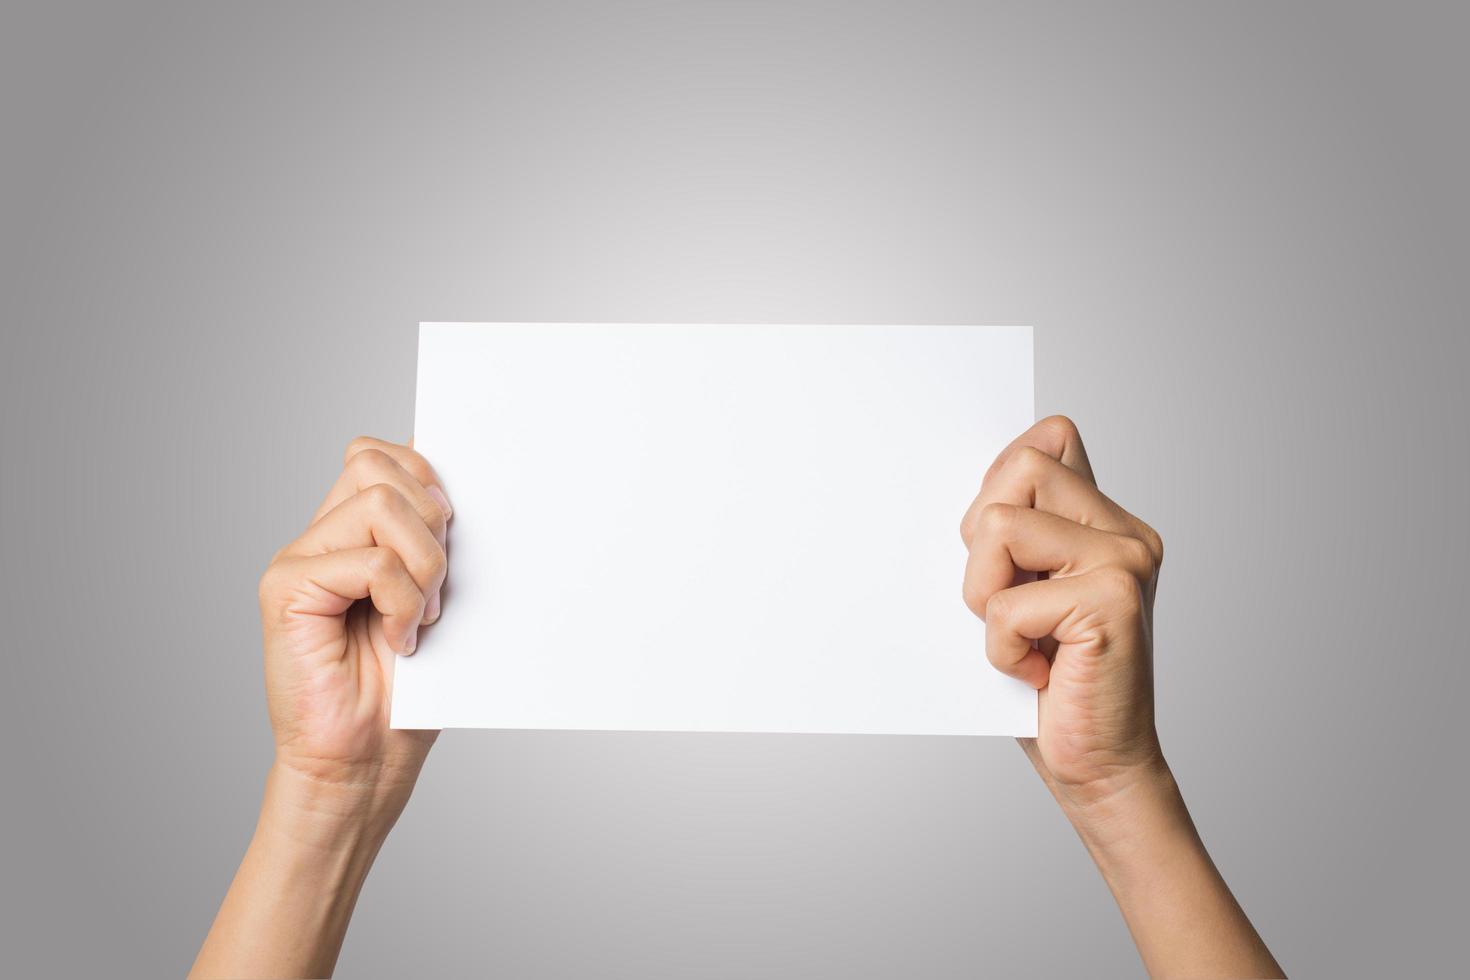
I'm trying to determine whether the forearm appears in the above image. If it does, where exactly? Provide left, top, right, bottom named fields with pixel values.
left=1062, top=765, right=1284, bottom=979
left=190, top=763, right=406, bottom=979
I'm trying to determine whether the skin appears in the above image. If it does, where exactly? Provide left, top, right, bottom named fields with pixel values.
left=192, top=419, right=1283, bottom=979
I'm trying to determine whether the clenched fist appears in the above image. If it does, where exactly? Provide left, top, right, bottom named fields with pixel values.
left=961, top=416, right=1164, bottom=809
left=197, top=417, right=1281, bottom=980
left=257, top=437, right=451, bottom=799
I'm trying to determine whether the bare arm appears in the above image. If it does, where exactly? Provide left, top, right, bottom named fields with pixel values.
left=961, top=416, right=1283, bottom=978
left=192, top=438, right=451, bottom=979
left=194, top=418, right=1280, bottom=976
left=1059, top=764, right=1281, bottom=978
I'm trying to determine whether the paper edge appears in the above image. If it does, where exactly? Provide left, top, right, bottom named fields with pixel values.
left=394, top=322, right=1039, bottom=738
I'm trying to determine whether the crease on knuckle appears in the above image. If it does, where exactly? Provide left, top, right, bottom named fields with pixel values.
left=1094, top=565, right=1142, bottom=616
left=361, top=481, right=403, bottom=514
left=978, top=501, right=1018, bottom=540
left=1008, top=445, right=1052, bottom=483
left=364, top=546, right=399, bottom=579
left=1118, top=534, right=1156, bottom=580
left=984, top=589, right=1014, bottom=626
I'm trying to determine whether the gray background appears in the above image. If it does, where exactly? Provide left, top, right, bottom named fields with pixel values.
left=2, top=2, right=1466, bottom=977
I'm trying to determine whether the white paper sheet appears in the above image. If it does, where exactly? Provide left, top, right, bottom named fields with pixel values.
left=391, top=323, right=1037, bottom=736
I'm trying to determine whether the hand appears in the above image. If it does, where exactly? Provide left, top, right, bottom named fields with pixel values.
left=194, top=437, right=453, bottom=979
left=962, top=416, right=1283, bottom=978
left=960, top=415, right=1164, bottom=812
left=257, top=436, right=451, bottom=810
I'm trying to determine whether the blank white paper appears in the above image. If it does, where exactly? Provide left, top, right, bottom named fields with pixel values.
left=391, top=323, right=1037, bottom=736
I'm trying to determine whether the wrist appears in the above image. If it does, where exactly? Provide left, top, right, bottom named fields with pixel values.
left=1052, top=761, right=1286, bottom=978
left=1056, top=760, right=1207, bottom=890
left=259, top=759, right=412, bottom=854
left=192, top=765, right=393, bottom=979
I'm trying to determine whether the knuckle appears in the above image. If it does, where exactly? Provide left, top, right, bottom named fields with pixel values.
left=257, top=562, right=284, bottom=603
left=396, top=443, right=426, bottom=470
left=1095, top=565, right=1143, bottom=611
left=346, top=446, right=392, bottom=475
left=1007, top=444, right=1051, bottom=480
left=1117, top=534, right=1156, bottom=579
left=404, top=585, right=427, bottom=617
left=978, top=501, right=1018, bottom=537
left=257, top=558, right=297, bottom=607
left=962, top=576, right=990, bottom=618
left=1038, top=414, right=1081, bottom=443
left=344, top=435, right=380, bottom=463
left=1141, top=524, right=1164, bottom=566
left=423, top=500, right=448, bottom=536
left=422, top=540, right=448, bottom=579
left=364, top=546, right=401, bottom=578
left=984, top=589, right=1014, bottom=625
left=360, top=481, right=404, bottom=512
left=401, top=452, right=435, bottom=484
left=959, top=509, right=977, bottom=544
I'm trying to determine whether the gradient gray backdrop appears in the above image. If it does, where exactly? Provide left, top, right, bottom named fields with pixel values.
left=3, top=2, right=1466, bottom=977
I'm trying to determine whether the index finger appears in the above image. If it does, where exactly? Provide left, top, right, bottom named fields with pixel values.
left=345, top=436, right=451, bottom=513
left=983, top=415, right=1095, bottom=486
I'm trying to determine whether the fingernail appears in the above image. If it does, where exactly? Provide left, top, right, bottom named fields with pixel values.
left=404, top=628, right=418, bottom=654
left=424, top=589, right=441, bottom=624
left=427, top=485, right=453, bottom=521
